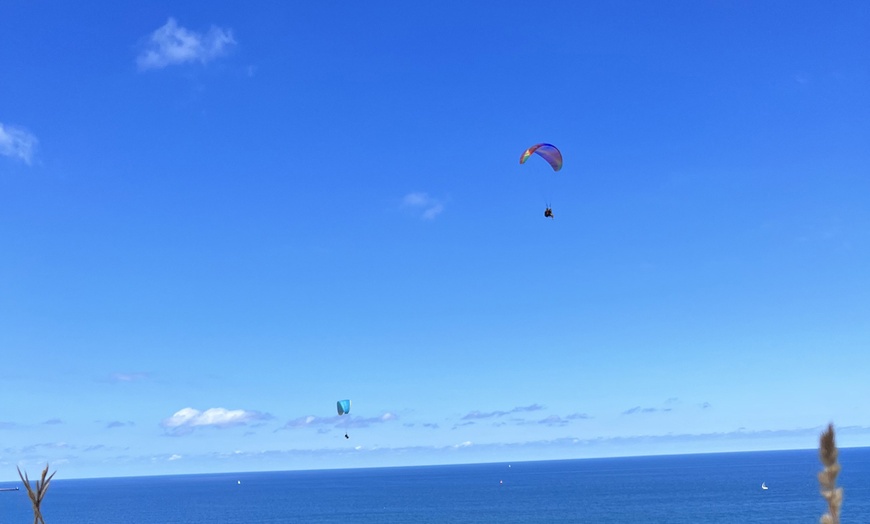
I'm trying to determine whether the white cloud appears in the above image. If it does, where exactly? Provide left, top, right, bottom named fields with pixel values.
left=537, top=415, right=569, bottom=427
left=137, top=18, right=235, bottom=71
left=283, top=415, right=330, bottom=429
left=402, top=192, right=445, bottom=220
left=403, top=192, right=429, bottom=206
left=461, top=404, right=545, bottom=420
left=168, top=454, right=182, bottom=461
left=0, top=123, right=37, bottom=164
left=161, top=407, right=271, bottom=433
left=282, top=412, right=398, bottom=431
left=109, top=372, right=150, bottom=383
left=621, top=406, right=672, bottom=415
left=349, top=412, right=399, bottom=428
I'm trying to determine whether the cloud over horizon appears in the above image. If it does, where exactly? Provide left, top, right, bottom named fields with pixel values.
left=161, top=407, right=271, bottom=434
left=140, top=424, right=870, bottom=463
left=137, top=18, right=235, bottom=71
left=0, top=123, right=37, bottom=164
left=10, top=424, right=870, bottom=478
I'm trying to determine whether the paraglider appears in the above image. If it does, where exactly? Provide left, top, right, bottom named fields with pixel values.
left=520, top=143, right=563, bottom=218
left=337, top=399, right=351, bottom=438
left=519, top=143, right=562, bottom=172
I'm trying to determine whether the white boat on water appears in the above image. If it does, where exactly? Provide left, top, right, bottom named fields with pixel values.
left=761, top=482, right=768, bottom=490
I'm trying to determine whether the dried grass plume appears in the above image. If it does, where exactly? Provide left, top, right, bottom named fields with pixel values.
left=818, top=424, right=843, bottom=524
left=17, top=464, right=55, bottom=524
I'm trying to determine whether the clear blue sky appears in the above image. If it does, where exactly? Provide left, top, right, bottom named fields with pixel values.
left=1, top=1, right=868, bottom=480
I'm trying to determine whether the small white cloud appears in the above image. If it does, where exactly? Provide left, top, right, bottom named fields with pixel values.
left=109, top=372, right=150, bottom=383
left=453, top=441, right=473, bottom=448
left=462, top=404, right=545, bottom=420
left=283, top=415, right=331, bottom=429
left=168, top=454, right=182, bottom=461
left=422, top=203, right=444, bottom=220
left=283, top=412, right=398, bottom=431
left=348, top=413, right=399, bottom=429
left=137, top=18, right=235, bottom=71
left=402, top=192, right=445, bottom=220
left=537, top=415, right=569, bottom=427
left=403, top=193, right=428, bottom=206
left=162, top=407, right=271, bottom=433
left=621, top=406, right=672, bottom=415
left=0, top=123, right=37, bottom=164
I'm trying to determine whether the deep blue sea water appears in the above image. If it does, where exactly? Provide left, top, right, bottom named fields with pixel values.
left=2, top=448, right=868, bottom=523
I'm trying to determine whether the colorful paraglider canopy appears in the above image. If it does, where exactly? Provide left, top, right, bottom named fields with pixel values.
left=519, top=143, right=562, bottom=172
left=336, top=399, right=351, bottom=416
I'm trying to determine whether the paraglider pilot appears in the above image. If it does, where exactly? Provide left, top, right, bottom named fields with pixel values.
left=544, top=208, right=554, bottom=219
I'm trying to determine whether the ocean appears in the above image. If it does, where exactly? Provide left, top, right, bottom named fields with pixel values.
left=1, top=448, right=868, bottom=523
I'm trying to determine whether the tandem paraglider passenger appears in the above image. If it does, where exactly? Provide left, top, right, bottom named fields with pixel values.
left=520, top=143, right=564, bottom=219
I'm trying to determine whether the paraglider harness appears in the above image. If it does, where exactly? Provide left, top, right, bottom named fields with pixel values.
left=544, top=207, right=554, bottom=219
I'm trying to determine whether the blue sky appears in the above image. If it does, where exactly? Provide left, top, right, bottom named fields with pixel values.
left=1, top=1, right=868, bottom=480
